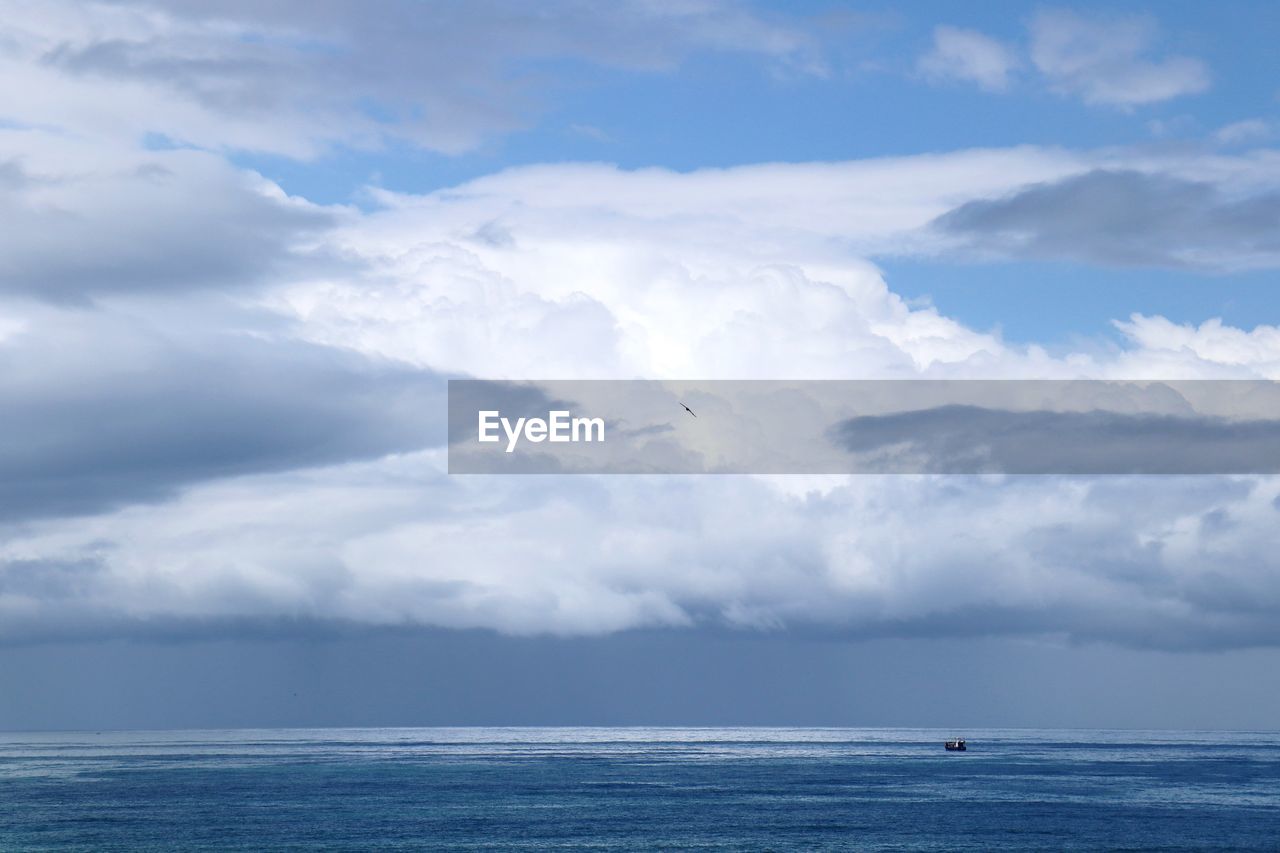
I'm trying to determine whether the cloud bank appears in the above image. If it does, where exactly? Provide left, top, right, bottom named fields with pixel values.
left=1, top=1, right=1278, bottom=655
left=3, top=148, right=1280, bottom=650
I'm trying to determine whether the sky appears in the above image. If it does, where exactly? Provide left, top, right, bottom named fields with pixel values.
left=1, top=0, right=1280, bottom=730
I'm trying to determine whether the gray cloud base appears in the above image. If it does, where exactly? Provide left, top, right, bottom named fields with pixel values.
left=0, top=325, right=443, bottom=521
left=0, top=151, right=342, bottom=302
left=833, top=404, right=1280, bottom=475
left=934, top=169, right=1280, bottom=271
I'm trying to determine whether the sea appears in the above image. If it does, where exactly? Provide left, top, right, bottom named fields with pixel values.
left=1, top=728, right=1277, bottom=851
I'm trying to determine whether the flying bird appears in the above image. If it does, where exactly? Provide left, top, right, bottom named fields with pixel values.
left=680, top=402, right=697, bottom=418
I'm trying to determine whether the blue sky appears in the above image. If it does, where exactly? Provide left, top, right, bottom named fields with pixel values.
left=2, top=0, right=1280, bottom=729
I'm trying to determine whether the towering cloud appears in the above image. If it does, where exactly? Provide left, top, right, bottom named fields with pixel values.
left=1, top=0, right=1278, bottom=662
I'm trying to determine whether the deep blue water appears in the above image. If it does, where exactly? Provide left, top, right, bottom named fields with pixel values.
left=1, top=728, right=1278, bottom=851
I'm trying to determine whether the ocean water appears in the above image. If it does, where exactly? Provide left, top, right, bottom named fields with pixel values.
left=1, top=728, right=1278, bottom=851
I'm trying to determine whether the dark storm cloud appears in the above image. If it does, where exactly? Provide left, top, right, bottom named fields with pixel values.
left=933, top=169, right=1280, bottom=270
left=0, top=323, right=444, bottom=521
left=832, top=404, right=1280, bottom=474
left=0, top=151, right=341, bottom=302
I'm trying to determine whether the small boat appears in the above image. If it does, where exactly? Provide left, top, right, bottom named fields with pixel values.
left=944, top=739, right=967, bottom=751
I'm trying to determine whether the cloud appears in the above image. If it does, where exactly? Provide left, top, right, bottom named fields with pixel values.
left=1, top=0, right=820, bottom=156
left=278, top=151, right=1280, bottom=384
left=156, top=154, right=1280, bottom=650
left=278, top=150, right=1104, bottom=381
left=918, top=26, right=1018, bottom=92
left=1214, top=119, right=1273, bottom=146
left=1, top=23, right=1279, bottom=655
left=0, top=130, right=341, bottom=301
left=2, top=150, right=1280, bottom=649
left=0, top=0, right=1279, bottom=673
left=915, top=11, right=1212, bottom=108
left=0, top=310, right=443, bottom=521
left=933, top=169, right=1280, bottom=271
left=833, top=405, right=1280, bottom=474
left=5, top=457, right=1280, bottom=651
left=1114, top=315, right=1280, bottom=371
left=1029, top=9, right=1209, bottom=107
